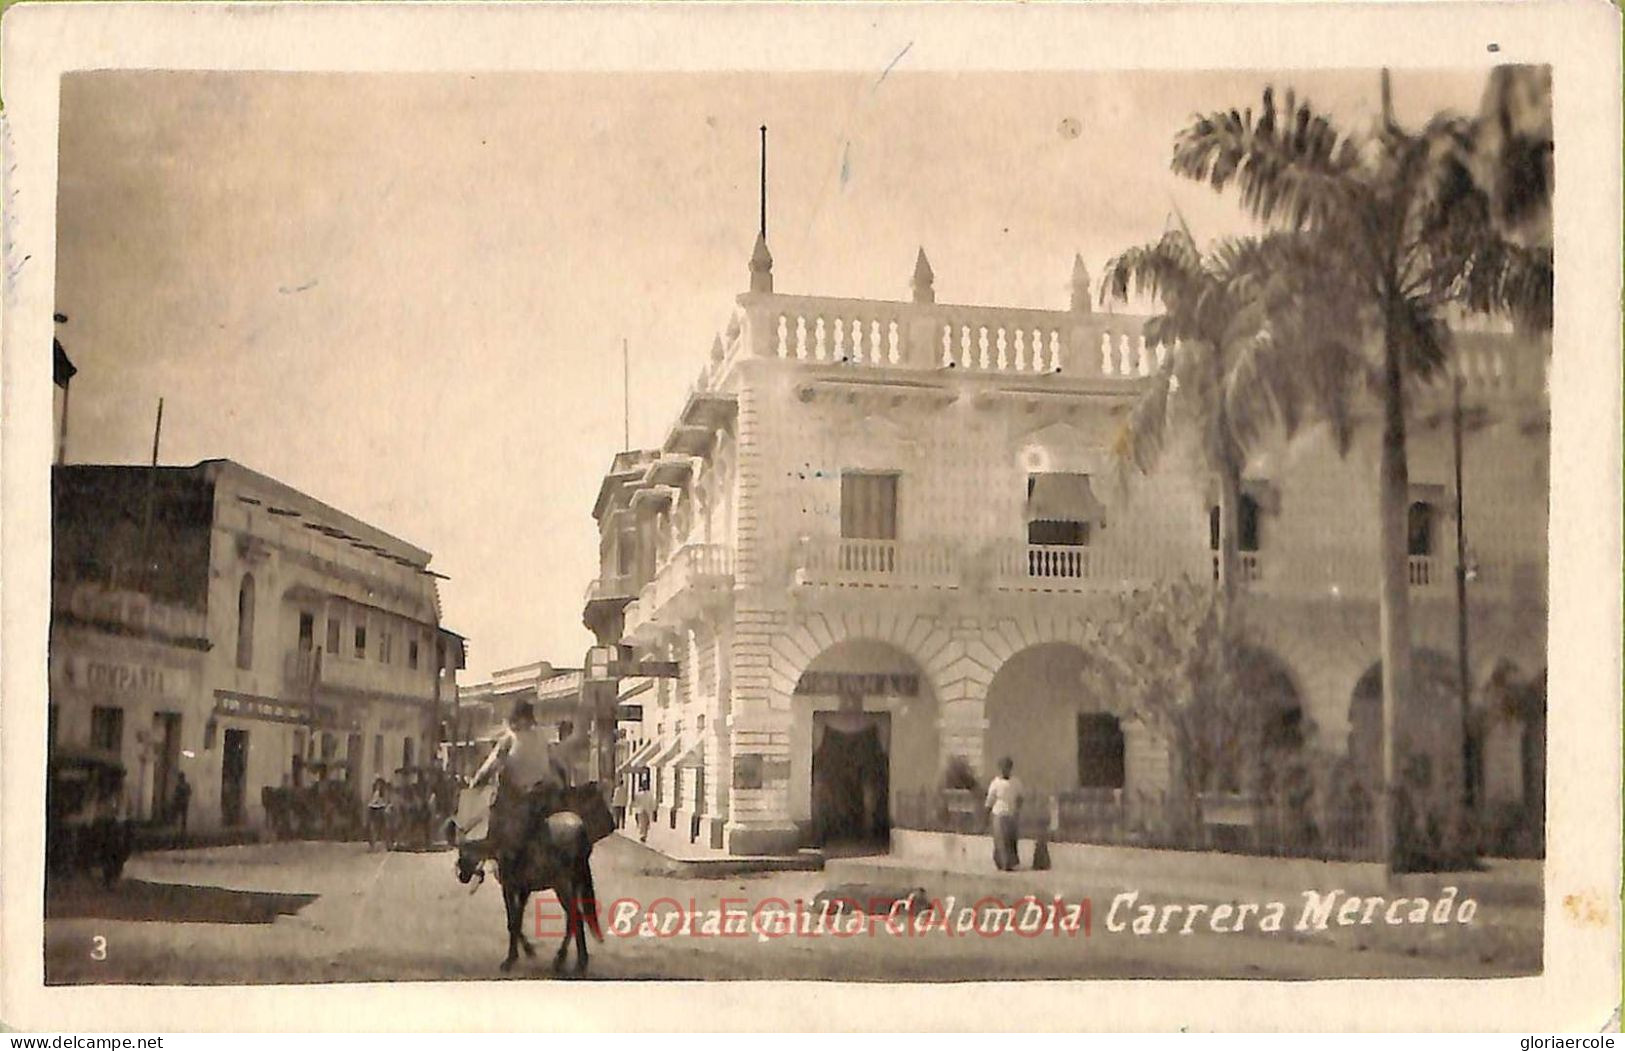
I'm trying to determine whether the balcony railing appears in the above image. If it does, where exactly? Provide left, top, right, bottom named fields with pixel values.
left=282, top=647, right=435, bottom=701
left=1209, top=551, right=1264, bottom=586
left=584, top=574, right=640, bottom=606
left=1408, top=554, right=1442, bottom=588
left=625, top=544, right=735, bottom=640
left=794, top=537, right=960, bottom=588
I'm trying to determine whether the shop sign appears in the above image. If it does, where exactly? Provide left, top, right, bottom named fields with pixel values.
left=60, top=653, right=197, bottom=703
left=793, top=671, right=919, bottom=697
left=213, top=691, right=360, bottom=730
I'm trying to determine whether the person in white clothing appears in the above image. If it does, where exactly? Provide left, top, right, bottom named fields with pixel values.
left=985, top=756, right=1024, bottom=871
left=470, top=701, right=583, bottom=860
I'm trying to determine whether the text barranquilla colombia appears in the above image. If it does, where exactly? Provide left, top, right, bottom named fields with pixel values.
left=541, top=887, right=1479, bottom=941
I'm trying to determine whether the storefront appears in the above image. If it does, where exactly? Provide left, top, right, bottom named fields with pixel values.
left=49, top=624, right=207, bottom=825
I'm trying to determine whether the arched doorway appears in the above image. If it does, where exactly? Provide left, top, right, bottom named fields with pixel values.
left=1347, top=650, right=1459, bottom=789
left=791, top=639, right=938, bottom=849
left=984, top=643, right=1134, bottom=799
left=1185, top=646, right=1307, bottom=795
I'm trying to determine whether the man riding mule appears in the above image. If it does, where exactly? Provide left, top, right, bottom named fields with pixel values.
left=446, top=700, right=612, bottom=973
left=466, top=701, right=581, bottom=865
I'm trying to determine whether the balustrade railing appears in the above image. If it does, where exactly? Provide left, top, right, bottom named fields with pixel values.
left=1408, top=555, right=1440, bottom=588
left=730, top=294, right=1547, bottom=401
left=991, top=542, right=1178, bottom=591
left=745, top=294, right=1165, bottom=380
left=795, top=537, right=959, bottom=587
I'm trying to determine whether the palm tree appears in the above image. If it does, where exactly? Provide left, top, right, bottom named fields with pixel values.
left=1101, top=225, right=1361, bottom=619
left=1169, top=72, right=1551, bottom=869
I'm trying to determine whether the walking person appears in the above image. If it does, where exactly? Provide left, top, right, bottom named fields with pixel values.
left=985, top=756, right=1024, bottom=871
left=633, top=776, right=656, bottom=843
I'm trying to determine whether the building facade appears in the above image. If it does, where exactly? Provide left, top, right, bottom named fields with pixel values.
left=50, top=460, right=466, bottom=832
left=584, top=238, right=1550, bottom=857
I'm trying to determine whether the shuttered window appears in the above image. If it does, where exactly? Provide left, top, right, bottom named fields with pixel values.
left=840, top=472, right=898, bottom=540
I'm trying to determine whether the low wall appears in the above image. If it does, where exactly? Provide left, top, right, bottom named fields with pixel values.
left=894, top=829, right=1389, bottom=898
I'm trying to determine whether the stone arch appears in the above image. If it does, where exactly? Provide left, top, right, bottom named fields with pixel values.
left=983, top=642, right=1143, bottom=801
left=782, top=637, right=940, bottom=844
left=768, top=608, right=957, bottom=708
left=1347, top=648, right=1459, bottom=787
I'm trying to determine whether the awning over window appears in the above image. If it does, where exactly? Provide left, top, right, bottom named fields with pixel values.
left=617, top=738, right=659, bottom=773
left=649, top=737, right=684, bottom=768
left=1026, top=473, right=1106, bottom=524
left=677, top=742, right=706, bottom=769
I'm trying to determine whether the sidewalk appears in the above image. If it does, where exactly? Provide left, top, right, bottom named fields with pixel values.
left=614, top=824, right=823, bottom=876
left=862, top=829, right=1544, bottom=907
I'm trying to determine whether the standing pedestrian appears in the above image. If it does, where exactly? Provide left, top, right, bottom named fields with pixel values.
left=612, top=777, right=629, bottom=829
left=985, top=756, right=1023, bottom=871
left=171, top=772, right=192, bottom=835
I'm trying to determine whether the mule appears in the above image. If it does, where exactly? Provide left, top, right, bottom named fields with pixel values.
left=451, top=809, right=603, bottom=975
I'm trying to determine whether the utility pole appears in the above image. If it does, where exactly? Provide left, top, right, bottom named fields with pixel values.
left=1453, top=369, right=1474, bottom=815
left=137, top=398, right=164, bottom=591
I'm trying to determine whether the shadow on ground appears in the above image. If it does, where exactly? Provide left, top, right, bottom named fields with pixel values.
left=46, top=878, right=319, bottom=924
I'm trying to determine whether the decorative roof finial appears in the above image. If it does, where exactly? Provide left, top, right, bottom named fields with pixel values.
left=1070, top=253, right=1092, bottom=313
left=911, top=248, right=935, bottom=305
left=749, top=125, right=774, bottom=293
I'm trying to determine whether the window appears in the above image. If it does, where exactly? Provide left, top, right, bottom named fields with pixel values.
left=354, top=623, right=367, bottom=659
left=90, top=706, right=124, bottom=753
left=1209, top=495, right=1262, bottom=553
left=235, top=574, right=256, bottom=669
left=408, top=638, right=420, bottom=670
left=1407, top=502, right=1435, bottom=557
left=380, top=631, right=392, bottom=664
left=616, top=529, right=636, bottom=578
left=1025, top=474, right=1102, bottom=547
left=326, top=615, right=342, bottom=655
left=402, top=736, right=415, bottom=771
left=840, top=472, right=899, bottom=540
left=298, top=612, right=315, bottom=653
left=1077, top=713, right=1126, bottom=789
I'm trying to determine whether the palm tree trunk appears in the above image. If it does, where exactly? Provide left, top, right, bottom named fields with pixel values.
left=1376, top=314, right=1414, bottom=873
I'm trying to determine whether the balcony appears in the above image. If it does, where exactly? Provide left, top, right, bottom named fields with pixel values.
left=1408, top=554, right=1446, bottom=590
left=993, top=542, right=1197, bottom=593
left=624, top=544, right=734, bottom=642
left=1208, top=551, right=1265, bottom=587
left=793, top=537, right=959, bottom=589
left=282, top=647, right=436, bottom=702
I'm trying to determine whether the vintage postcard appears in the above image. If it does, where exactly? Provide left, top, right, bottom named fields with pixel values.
left=1, top=0, right=1619, bottom=1033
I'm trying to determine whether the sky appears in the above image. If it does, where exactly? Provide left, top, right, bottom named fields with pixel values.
left=54, top=68, right=1493, bottom=682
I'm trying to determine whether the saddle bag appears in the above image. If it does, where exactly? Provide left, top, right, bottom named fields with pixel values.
left=565, top=783, right=616, bottom=845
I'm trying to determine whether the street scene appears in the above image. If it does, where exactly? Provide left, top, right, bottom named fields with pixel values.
left=43, top=63, right=1552, bottom=984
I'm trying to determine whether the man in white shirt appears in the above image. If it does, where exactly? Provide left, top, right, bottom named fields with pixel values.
left=985, top=756, right=1024, bottom=871
left=471, top=701, right=583, bottom=860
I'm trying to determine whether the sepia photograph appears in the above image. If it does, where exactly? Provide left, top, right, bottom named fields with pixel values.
left=1, top=0, right=1617, bottom=1034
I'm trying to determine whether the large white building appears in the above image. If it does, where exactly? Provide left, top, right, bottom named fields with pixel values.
left=50, top=460, right=466, bottom=832
left=584, top=236, right=1549, bottom=858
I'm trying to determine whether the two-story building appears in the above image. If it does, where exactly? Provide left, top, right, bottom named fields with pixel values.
left=51, top=460, right=466, bottom=832
left=584, top=234, right=1549, bottom=858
